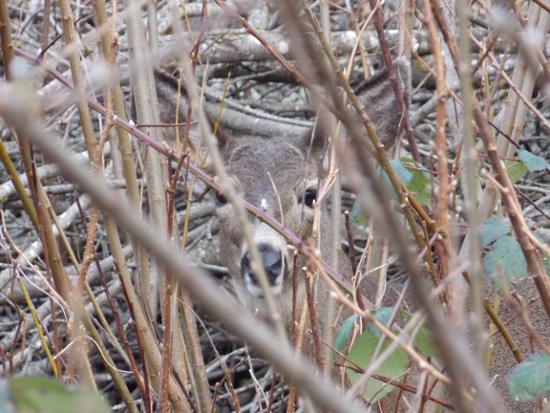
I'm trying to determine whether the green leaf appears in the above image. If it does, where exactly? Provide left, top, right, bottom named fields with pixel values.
left=334, top=314, right=358, bottom=352
left=377, top=168, right=398, bottom=200
left=349, top=160, right=427, bottom=224
left=483, top=236, right=528, bottom=292
left=8, top=376, right=109, bottom=413
left=355, top=211, right=367, bottom=227
left=408, top=170, right=431, bottom=206
left=347, top=331, right=408, bottom=403
left=508, top=351, right=550, bottom=401
left=481, top=217, right=510, bottom=247
left=389, top=159, right=413, bottom=186
left=399, top=156, right=416, bottom=164
left=350, top=199, right=366, bottom=226
left=367, top=307, right=392, bottom=339
left=506, top=161, right=528, bottom=184
left=399, top=309, right=437, bottom=358
left=518, top=150, right=548, bottom=172
left=413, top=325, right=438, bottom=358
left=350, top=166, right=396, bottom=225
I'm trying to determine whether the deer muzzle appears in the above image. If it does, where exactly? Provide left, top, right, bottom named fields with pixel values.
left=240, top=244, right=289, bottom=297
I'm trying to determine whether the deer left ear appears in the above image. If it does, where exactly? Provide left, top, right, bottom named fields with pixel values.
left=299, top=58, right=411, bottom=159
left=353, top=58, right=411, bottom=150
left=152, top=70, right=232, bottom=174
left=298, top=106, right=336, bottom=163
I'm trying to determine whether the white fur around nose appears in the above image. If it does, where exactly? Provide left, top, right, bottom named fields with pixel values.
left=241, top=222, right=288, bottom=257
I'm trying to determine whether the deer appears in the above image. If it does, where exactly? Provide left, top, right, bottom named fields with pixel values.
left=152, top=60, right=409, bottom=337
left=144, top=59, right=550, bottom=412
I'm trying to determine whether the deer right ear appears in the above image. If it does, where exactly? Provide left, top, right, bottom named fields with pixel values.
left=299, top=107, right=334, bottom=162
left=152, top=70, right=224, bottom=171
left=153, top=70, right=194, bottom=153
left=352, top=58, right=411, bottom=150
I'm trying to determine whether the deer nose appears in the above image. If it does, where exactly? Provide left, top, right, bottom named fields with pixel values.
left=240, top=244, right=288, bottom=288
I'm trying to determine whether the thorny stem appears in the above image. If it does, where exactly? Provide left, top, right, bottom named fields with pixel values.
left=57, top=0, right=116, bottom=390
left=367, top=0, right=420, bottom=164
left=462, top=272, right=523, bottom=363
left=420, top=0, right=449, bottom=240
left=91, top=0, right=148, bottom=320
left=0, top=0, right=15, bottom=81
left=304, top=264, right=323, bottom=369
left=0, top=140, right=40, bottom=230
left=344, top=211, right=365, bottom=311
left=457, top=0, right=486, bottom=368
left=418, top=0, right=461, bottom=334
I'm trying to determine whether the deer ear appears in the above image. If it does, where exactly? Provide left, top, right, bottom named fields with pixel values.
left=299, top=106, right=334, bottom=162
left=353, top=58, right=411, bottom=150
left=151, top=70, right=192, bottom=152
left=152, top=70, right=224, bottom=170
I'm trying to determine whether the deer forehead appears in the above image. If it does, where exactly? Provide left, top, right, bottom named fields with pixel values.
left=223, top=139, right=312, bottom=198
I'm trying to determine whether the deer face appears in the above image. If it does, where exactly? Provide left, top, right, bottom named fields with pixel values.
left=214, top=134, right=323, bottom=313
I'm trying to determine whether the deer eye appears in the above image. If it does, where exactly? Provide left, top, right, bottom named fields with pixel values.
left=301, top=189, right=317, bottom=208
left=215, top=192, right=228, bottom=206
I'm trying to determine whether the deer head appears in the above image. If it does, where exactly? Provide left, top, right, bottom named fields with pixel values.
left=212, top=131, right=325, bottom=316
left=152, top=60, right=410, bottom=326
